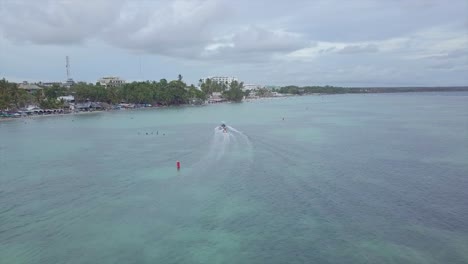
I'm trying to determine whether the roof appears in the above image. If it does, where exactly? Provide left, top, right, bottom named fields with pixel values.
left=18, top=83, right=42, bottom=90
left=58, top=95, right=75, bottom=101
left=76, top=102, right=91, bottom=109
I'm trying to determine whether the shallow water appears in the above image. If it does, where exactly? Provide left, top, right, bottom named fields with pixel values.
left=1, top=93, right=468, bottom=264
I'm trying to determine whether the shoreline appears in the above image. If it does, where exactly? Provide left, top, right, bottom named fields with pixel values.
left=0, top=110, right=105, bottom=122
left=0, top=104, right=201, bottom=122
left=2, top=90, right=466, bottom=123
left=0, top=100, right=252, bottom=122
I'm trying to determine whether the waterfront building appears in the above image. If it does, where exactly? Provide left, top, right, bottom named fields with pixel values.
left=201, top=76, right=238, bottom=85
left=98, top=76, right=125, bottom=88
left=243, top=84, right=264, bottom=91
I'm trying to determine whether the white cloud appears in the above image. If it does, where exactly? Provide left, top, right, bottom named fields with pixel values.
left=0, top=0, right=126, bottom=44
left=337, top=44, right=378, bottom=54
left=200, top=26, right=307, bottom=61
left=103, top=0, right=228, bottom=55
left=0, top=0, right=466, bottom=86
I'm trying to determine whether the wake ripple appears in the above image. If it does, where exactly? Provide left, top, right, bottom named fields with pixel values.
left=190, top=125, right=253, bottom=173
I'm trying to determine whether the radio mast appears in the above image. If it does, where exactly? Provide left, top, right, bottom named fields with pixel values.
left=66, top=56, right=70, bottom=80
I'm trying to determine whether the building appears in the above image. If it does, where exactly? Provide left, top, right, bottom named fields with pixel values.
left=208, top=92, right=226, bottom=103
left=64, top=78, right=75, bottom=88
left=37, top=81, right=62, bottom=87
left=37, top=80, right=75, bottom=88
left=58, top=95, right=75, bottom=102
left=201, top=76, right=238, bottom=85
left=18, top=82, right=42, bottom=94
left=243, top=84, right=264, bottom=91
left=98, top=76, right=125, bottom=88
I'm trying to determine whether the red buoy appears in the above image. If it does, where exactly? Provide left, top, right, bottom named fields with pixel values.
left=176, top=161, right=181, bottom=170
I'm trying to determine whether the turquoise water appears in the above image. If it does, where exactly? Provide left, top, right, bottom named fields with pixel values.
left=1, top=93, right=468, bottom=264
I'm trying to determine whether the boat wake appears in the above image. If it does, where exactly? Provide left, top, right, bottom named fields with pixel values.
left=210, top=124, right=251, bottom=160
left=191, top=124, right=253, bottom=173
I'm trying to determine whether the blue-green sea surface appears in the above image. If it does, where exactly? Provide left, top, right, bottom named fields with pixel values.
left=1, top=92, right=468, bottom=264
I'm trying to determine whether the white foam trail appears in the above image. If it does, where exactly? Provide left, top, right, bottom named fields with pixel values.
left=226, top=126, right=241, bottom=134
left=226, top=125, right=252, bottom=149
left=192, top=125, right=253, bottom=171
left=208, top=126, right=231, bottom=161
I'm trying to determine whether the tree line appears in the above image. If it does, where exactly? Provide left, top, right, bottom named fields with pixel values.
left=1, top=79, right=70, bottom=110
left=0, top=79, right=30, bottom=110
left=1, top=76, right=246, bottom=110
left=4, top=76, right=467, bottom=111
left=278, top=85, right=351, bottom=94
left=71, top=77, right=206, bottom=105
left=277, top=85, right=468, bottom=95
left=199, top=78, right=245, bottom=102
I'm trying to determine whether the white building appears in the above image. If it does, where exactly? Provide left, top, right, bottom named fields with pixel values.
left=98, top=76, right=125, bottom=88
left=208, top=92, right=226, bottom=103
left=58, top=95, right=75, bottom=102
left=243, top=84, right=264, bottom=91
left=201, top=76, right=238, bottom=85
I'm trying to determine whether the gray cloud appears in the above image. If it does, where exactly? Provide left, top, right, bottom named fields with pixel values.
left=228, top=26, right=306, bottom=53
left=276, top=0, right=468, bottom=42
left=0, top=0, right=466, bottom=86
left=337, top=44, right=379, bottom=54
left=198, top=26, right=308, bottom=62
left=103, top=0, right=228, bottom=56
left=429, top=49, right=468, bottom=60
left=0, top=0, right=126, bottom=44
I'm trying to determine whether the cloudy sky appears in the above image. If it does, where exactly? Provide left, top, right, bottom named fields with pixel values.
left=0, top=0, right=467, bottom=86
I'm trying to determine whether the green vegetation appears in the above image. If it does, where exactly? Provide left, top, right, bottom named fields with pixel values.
left=200, top=78, right=228, bottom=94
left=5, top=75, right=465, bottom=112
left=200, top=78, right=247, bottom=101
left=278, top=85, right=350, bottom=95
left=1, top=76, right=237, bottom=111
left=278, top=85, right=468, bottom=95
left=0, top=79, right=68, bottom=110
left=255, top=88, right=272, bottom=97
left=0, top=79, right=32, bottom=110
left=39, top=84, right=66, bottom=109
left=71, top=77, right=209, bottom=105
left=222, top=81, right=245, bottom=102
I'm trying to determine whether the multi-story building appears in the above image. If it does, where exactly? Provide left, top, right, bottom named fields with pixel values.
left=201, top=76, right=238, bottom=85
left=98, top=76, right=125, bottom=88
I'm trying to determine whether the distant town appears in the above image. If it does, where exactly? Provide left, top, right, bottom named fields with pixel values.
left=1, top=74, right=286, bottom=119
left=1, top=72, right=468, bottom=119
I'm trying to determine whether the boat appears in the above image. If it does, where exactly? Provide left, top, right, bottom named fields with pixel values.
left=220, top=123, right=228, bottom=133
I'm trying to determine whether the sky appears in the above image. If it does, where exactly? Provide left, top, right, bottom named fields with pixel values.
left=0, top=0, right=467, bottom=87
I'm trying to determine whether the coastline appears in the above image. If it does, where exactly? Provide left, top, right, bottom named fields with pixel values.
left=0, top=97, right=270, bottom=122
left=0, top=110, right=105, bottom=123
left=3, top=90, right=464, bottom=123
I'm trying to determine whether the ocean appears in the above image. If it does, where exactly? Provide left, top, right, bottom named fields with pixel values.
left=1, top=92, right=468, bottom=264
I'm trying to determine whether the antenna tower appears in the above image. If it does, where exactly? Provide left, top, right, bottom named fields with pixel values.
left=66, top=56, right=70, bottom=80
